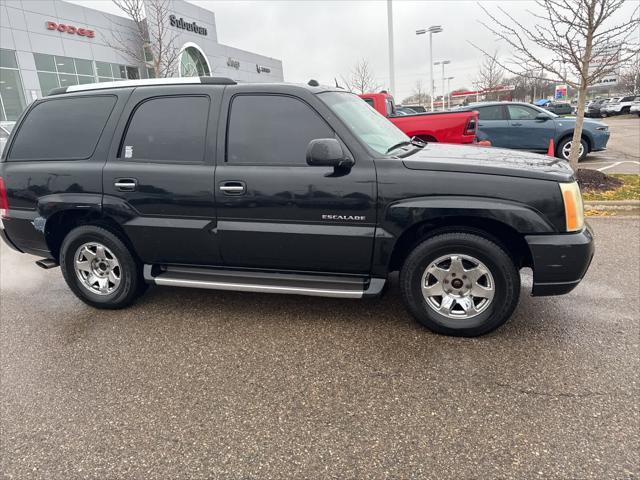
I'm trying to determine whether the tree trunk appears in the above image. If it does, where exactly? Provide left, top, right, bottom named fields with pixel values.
left=567, top=81, right=588, bottom=172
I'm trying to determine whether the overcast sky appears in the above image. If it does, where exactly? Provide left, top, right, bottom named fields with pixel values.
left=73, top=0, right=638, bottom=101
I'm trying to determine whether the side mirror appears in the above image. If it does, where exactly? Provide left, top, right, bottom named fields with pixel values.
left=536, top=113, right=550, bottom=121
left=306, top=138, right=354, bottom=168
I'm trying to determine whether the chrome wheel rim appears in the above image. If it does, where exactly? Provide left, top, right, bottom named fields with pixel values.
left=561, top=141, right=584, bottom=160
left=74, top=242, right=121, bottom=295
left=421, top=254, right=495, bottom=319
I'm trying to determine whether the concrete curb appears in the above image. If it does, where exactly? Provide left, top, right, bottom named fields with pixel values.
left=583, top=200, right=640, bottom=208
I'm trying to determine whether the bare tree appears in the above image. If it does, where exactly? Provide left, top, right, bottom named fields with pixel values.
left=107, top=0, right=182, bottom=78
left=401, top=81, right=431, bottom=106
left=341, top=59, right=381, bottom=94
left=475, top=0, right=640, bottom=170
left=476, top=51, right=505, bottom=100
left=412, top=80, right=430, bottom=105
left=617, top=62, right=640, bottom=94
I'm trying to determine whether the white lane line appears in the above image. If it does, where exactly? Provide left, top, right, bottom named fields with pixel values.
left=597, top=162, right=622, bottom=171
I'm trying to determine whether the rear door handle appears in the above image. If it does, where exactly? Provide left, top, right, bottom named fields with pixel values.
left=114, top=178, right=137, bottom=191
left=512, top=122, right=523, bottom=126
left=219, top=181, right=246, bottom=195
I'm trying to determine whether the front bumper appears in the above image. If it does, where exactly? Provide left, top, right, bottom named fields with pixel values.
left=525, top=223, right=594, bottom=296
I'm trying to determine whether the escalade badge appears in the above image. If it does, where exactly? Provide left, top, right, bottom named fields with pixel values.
left=322, top=214, right=366, bottom=221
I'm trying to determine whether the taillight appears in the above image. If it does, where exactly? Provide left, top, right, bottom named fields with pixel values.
left=464, top=117, right=477, bottom=136
left=0, top=176, right=9, bottom=217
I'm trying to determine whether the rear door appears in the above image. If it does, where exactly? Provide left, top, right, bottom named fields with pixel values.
left=506, top=104, right=556, bottom=150
left=475, top=105, right=511, bottom=147
left=103, top=85, right=222, bottom=265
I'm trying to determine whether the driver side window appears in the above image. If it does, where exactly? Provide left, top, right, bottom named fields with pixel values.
left=507, top=105, right=538, bottom=120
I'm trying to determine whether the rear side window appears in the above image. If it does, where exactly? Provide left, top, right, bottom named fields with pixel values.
left=122, top=96, right=209, bottom=163
left=227, top=95, right=333, bottom=165
left=477, top=105, right=506, bottom=120
left=8, top=95, right=116, bottom=161
left=362, top=98, right=374, bottom=108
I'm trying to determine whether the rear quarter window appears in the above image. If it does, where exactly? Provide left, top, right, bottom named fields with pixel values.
left=8, top=95, right=117, bottom=161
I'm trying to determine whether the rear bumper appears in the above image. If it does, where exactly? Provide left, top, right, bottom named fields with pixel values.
left=525, top=223, right=595, bottom=296
left=0, top=221, right=22, bottom=252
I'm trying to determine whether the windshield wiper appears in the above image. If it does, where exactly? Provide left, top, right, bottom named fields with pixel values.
left=385, top=137, right=426, bottom=154
left=385, top=141, right=411, bottom=154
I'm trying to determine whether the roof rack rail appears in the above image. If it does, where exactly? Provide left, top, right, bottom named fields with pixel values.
left=48, top=76, right=237, bottom=95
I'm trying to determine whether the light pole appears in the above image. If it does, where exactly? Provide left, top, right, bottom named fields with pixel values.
left=434, top=60, right=450, bottom=110
left=387, top=0, right=395, bottom=95
left=416, top=25, right=443, bottom=112
left=446, top=76, right=454, bottom=109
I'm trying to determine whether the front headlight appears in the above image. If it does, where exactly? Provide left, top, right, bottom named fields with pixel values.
left=559, top=182, right=585, bottom=232
left=596, top=125, right=608, bottom=131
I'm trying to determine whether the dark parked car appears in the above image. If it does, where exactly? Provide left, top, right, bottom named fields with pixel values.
left=0, top=78, right=594, bottom=337
left=585, top=98, right=609, bottom=118
left=473, top=102, right=609, bottom=161
left=543, top=102, right=573, bottom=115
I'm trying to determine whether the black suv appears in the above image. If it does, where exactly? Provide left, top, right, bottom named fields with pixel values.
left=0, top=78, right=594, bottom=336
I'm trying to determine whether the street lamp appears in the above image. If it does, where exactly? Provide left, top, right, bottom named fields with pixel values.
left=434, top=60, right=450, bottom=110
left=416, top=25, right=443, bottom=112
left=446, top=76, right=454, bottom=109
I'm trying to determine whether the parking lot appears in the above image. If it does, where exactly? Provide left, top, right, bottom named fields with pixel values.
left=1, top=217, right=638, bottom=479
left=582, top=116, right=640, bottom=174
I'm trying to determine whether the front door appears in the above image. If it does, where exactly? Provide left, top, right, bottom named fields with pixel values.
left=506, top=104, right=556, bottom=150
left=103, top=86, right=221, bottom=265
left=214, top=93, right=377, bottom=274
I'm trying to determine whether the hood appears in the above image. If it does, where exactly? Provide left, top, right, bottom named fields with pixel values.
left=552, top=116, right=604, bottom=128
left=402, top=143, right=574, bottom=182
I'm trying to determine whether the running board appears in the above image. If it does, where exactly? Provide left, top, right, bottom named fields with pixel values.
left=144, top=265, right=385, bottom=299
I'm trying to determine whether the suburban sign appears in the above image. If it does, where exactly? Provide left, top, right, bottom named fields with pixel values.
left=227, top=58, right=240, bottom=69
left=169, top=15, right=208, bottom=36
left=46, top=21, right=95, bottom=38
left=256, top=64, right=271, bottom=74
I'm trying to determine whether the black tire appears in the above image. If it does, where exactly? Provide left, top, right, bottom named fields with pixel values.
left=556, top=136, right=588, bottom=162
left=400, top=232, right=520, bottom=337
left=59, top=225, right=144, bottom=309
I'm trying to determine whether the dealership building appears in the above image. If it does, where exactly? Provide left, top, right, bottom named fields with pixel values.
left=0, top=0, right=284, bottom=121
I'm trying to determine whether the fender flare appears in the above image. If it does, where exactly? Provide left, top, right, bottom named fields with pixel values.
left=372, top=195, right=555, bottom=275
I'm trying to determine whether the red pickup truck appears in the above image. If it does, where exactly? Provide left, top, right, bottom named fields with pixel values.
left=359, top=92, right=478, bottom=144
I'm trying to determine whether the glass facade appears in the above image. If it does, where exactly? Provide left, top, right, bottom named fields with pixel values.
left=34, top=53, right=139, bottom=93
left=180, top=47, right=210, bottom=77
left=0, top=49, right=27, bottom=121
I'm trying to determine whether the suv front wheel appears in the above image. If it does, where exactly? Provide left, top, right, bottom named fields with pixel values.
left=400, top=232, right=521, bottom=336
left=60, top=225, right=144, bottom=309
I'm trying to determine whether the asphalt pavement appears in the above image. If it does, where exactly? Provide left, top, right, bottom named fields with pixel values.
left=1, top=218, right=639, bottom=479
left=582, top=115, right=640, bottom=174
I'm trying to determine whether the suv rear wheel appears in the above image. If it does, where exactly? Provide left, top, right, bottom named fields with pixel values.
left=400, top=232, right=520, bottom=336
left=60, top=225, right=144, bottom=309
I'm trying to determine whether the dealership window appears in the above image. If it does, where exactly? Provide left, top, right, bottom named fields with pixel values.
left=0, top=49, right=27, bottom=121
left=96, top=61, right=138, bottom=82
left=121, top=96, right=209, bottom=163
left=34, top=53, right=139, bottom=94
left=180, top=47, right=210, bottom=77
left=227, top=95, right=334, bottom=165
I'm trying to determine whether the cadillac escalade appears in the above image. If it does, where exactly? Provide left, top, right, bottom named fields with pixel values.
left=0, top=77, right=594, bottom=336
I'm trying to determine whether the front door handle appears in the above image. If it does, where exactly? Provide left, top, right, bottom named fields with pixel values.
left=219, top=181, right=246, bottom=195
left=114, top=178, right=137, bottom=191
left=512, top=122, right=523, bottom=126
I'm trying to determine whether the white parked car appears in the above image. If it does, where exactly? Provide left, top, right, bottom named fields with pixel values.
left=630, top=102, right=640, bottom=116
left=603, top=95, right=639, bottom=116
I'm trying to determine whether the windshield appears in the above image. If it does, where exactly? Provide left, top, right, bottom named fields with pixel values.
left=319, top=91, right=409, bottom=155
